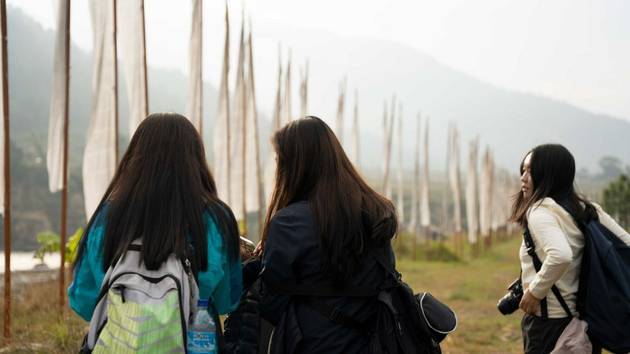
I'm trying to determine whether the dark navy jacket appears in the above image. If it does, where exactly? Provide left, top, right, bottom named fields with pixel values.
left=260, top=201, right=393, bottom=354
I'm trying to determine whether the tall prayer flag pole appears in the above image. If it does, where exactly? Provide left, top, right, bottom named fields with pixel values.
left=1, top=0, right=12, bottom=339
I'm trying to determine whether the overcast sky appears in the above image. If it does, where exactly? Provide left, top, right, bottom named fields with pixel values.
left=8, top=0, right=630, bottom=121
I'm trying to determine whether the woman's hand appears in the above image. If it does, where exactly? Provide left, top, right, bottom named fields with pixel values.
left=519, top=289, right=541, bottom=315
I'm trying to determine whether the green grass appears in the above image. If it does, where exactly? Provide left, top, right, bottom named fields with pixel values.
left=0, top=236, right=527, bottom=353
left=398, top=236, right=524, bottom=354
left=0, top=280, right=86, bottom=353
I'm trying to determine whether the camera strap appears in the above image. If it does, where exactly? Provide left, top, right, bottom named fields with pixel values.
left=523, top=227, right=573, bottom=319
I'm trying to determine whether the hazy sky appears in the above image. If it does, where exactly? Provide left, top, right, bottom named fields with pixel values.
left=8, top=0, right=630, bottom=121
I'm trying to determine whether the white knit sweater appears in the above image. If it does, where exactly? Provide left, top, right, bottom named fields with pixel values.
left=519, top=197, right=630, bottom=318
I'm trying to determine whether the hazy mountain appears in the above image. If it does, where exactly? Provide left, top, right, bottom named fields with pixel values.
left=249, top=24, right=630, bottom=172
left=3, top=7, right=628, bottom=250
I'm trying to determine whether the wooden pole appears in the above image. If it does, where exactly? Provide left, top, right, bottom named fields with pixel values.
left=59, top=0, right=71, bottom=314
left=1, top=0, right=11, bottom=340
left=140, top=0, right=148, bottom=118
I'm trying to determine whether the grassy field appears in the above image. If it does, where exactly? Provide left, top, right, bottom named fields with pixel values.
left=397, top=236, right=523, bottom=354
left=0, top=236, right=525, bottom=353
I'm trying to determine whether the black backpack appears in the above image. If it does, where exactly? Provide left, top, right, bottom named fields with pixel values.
left=557, top=202, right=630, bottom=353
left=365, top=246, right=457, bottom=354
left=269, top=245, right=457, bottom=354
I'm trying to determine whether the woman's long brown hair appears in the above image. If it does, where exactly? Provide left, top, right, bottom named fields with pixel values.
left=75, top=113, right=239, bottom=271
left=262, top=116, right=397, bottom=284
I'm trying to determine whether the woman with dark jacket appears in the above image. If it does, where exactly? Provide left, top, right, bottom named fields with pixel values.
left=258, top=116, right=398, bottom=353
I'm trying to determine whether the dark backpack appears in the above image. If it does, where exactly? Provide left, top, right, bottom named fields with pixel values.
left=268, top=245, right=456, bottom=354
left=366, top=246, right=456, bottom=354
left=557, top=203, right=630, bottom=354
left=223, top=258, right=273, bottom=354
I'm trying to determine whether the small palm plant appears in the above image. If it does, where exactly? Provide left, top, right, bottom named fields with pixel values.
left=33, top=227, right=84, bottom=266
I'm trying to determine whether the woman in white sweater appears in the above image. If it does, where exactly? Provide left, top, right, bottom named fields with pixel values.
left=510, top=144, right=630, bottom=354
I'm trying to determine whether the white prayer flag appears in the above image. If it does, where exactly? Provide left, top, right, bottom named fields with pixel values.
left=479, top=147, right=495, bottom=237
left=214, top=3, right=231, bottom=205
left=83, top=0, right=118, bottom=220
left=396, top=104, right=405, bottom=224
left=263, top=48, right=282, bottom=206
left=408, top=114, right=422, bottom=233
left=186, top=0, right=202, bottom=132
left=382, top=97, right=396, bottom=199
left=230, top=20, right=247, bottom=221
left=420, top=117, right=431, bottom=227
left=0, top=3, right=6, bottom=216
left=351, top=90, right=360, bottom=169
left=245, top=28, right=264, bottom=216
left=448, top=124, right=463, bottom=233
left=299, top=61, right=308, bottom=118
left=466, top=139, right=480, bottom=243
left=282, top=51, right=292, bottom=125
left=118, top=0, right=148, bottom=136
left=47, top=0, right=70, bottom=193
left=335, top=78, right=346, bottom=144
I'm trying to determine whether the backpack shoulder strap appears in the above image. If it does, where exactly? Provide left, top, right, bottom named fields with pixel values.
left=523, top=228, right=573, bottom=318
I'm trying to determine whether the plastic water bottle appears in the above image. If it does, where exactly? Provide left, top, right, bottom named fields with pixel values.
left=187, top=299, right=217, bottom=353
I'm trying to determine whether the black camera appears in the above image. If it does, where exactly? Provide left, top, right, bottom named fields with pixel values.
left=497, top=278, right=523, bottom=315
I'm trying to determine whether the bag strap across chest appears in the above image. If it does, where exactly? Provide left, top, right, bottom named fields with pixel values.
left=523, top=228, right=573, bottom=319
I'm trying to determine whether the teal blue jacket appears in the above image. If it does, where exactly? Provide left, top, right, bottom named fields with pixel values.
left=68, top=207, right=242, bottom=321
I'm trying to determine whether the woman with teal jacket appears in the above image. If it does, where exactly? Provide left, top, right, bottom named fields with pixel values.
left=68, top=113, right=242, bottom=322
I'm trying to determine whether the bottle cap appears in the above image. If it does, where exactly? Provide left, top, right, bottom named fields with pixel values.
left=197, top=299, right=209, bottom=307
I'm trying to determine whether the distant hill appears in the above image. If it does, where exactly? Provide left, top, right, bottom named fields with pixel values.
left=3, top=7, right=629, bottom=250
left=250, top=25, right=630, bottom=172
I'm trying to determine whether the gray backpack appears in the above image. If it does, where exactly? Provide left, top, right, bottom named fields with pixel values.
left=81, top=242, right=199, bottom=353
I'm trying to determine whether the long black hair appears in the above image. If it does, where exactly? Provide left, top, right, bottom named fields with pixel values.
left=75, top=113, right=239, bottom=271
left=262, top=116, right=397, bottom=284
left=510, top=143, right=597, bottom=227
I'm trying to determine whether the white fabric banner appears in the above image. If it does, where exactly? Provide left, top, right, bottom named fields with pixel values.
left=479, top=148, right=490, bottom=237
left=46, top=0, right=69, bottom=193
left=448, top=125, right=463, bottom=233
left=230, top=23, right=247, bottom=221
left=83, top=0, right=118, bottom=220
left=351, top=90, right=360, bottom=169
left=396, top=104, right=404, bottom=224
left=408, top=114, right=421, bottom=233
left=299, top=61, right=308, bottom=118
left=335, top=79, right=346, bottom=144
left=186, top=0, right=202, bottom=132
left=263, top=52, right=283, bottom=206
left=466, top=139, right=480, bottom=243
left=492, top=169, right=508, bottom=231
left=118, top=0, right=148, bottom=137
left=0, top=6, right=5, bottom=216
left=282, top=54, right=292, bottom=126
left=382, top=98, right=396, bottom=199
left=420, top=117, right=431, bottom=227
left=245, top=30, right=263, bottom=215
left=213, top=5, right=231, bottom=206
left=479, top=148, right=495, bottom=237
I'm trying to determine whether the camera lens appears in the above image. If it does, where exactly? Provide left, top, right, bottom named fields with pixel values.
left=497, top=292, right=521, bottom=315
